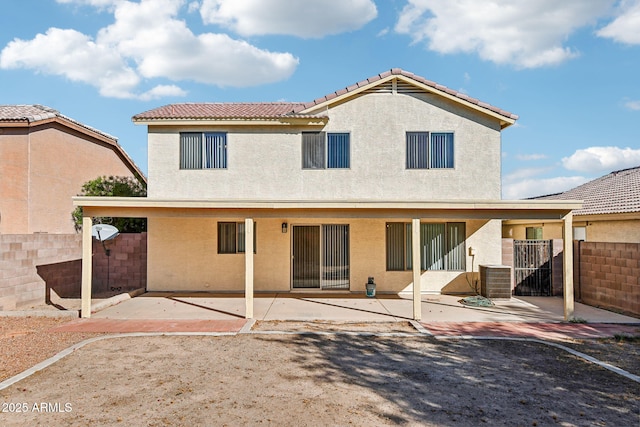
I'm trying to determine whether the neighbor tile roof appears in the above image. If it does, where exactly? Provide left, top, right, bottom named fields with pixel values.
left=533, top=166, right=640, bottom=215
left=133, top=68, right=518, bottom=122
left=0, top=104, right=117, bottom=141
left=0, top=104, right=59, bottom=122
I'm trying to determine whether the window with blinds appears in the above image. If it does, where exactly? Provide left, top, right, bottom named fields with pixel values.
left=180, top=132, right=227, bottom=169
left=386, top=222, right=465, bottom=271
left=217, top=222, right=256, bottom=254
left=406, top=132, right=454, bottom=169
left=302, top=132, right=350, bottom=169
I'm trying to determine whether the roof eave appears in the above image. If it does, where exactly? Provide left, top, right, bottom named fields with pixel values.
left=132, top=117, right=329, bottom=127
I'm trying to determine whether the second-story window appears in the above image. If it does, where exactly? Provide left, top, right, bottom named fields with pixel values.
left=302, top=132, right=350, bottom=169
left=180, top=132, right=227, bottom=169
left=406, top=132, right=454, bottom=169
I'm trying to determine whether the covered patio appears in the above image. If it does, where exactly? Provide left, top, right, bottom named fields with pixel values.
left=74, top=197, right=581, bottom=321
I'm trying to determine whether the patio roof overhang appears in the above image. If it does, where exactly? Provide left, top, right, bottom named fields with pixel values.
left=74, top=197, right=582, bottom=322
left=73, top=197, right=582, bottom=220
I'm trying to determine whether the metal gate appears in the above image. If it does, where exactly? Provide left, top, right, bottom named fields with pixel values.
left=513, top=240, right=552, bottom=296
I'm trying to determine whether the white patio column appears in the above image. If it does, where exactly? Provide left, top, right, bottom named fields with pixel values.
left=563, top=212, right=574, bottom=321
left=412, top=218, right=421, bottom=321
left=81, top=215, right=93, bottom=318
left=245, top=218, right=254, bottom=319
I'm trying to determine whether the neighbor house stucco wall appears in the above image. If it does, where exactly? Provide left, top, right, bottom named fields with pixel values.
left=502, top=222, right=564, bottom=240
left=0, top=123, right=139, bottom=234
left=0, top=129, right=30, bottom=234
left=147, top=91, right=502, bottom=200
left=146, top=216, right=501, bottom=294
left=503, top=216, right=640, bottom=243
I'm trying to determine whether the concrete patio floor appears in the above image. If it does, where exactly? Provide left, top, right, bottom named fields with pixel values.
left=90, top=292, right=640, bottom=324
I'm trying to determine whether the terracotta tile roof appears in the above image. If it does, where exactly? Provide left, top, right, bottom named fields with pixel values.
left=0, top=104, right=59, bottom=122
left=0, top=104, right=117, bottom=141
left=133, top=102, right=310, bottom=120
left=133, top=69, right=518, bottom=122
left=533, top=166, right=640, bottom=215
left=294, top=68, right=519, bottom=121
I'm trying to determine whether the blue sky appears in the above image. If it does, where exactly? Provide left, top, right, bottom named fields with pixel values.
left=1, top=0, right=639, bottom=199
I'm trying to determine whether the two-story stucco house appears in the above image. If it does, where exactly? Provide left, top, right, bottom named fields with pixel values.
left=75, top=69, right=580, bottom=320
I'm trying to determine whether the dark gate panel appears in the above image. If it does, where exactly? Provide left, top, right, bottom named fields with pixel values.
left=513, top=240, right=552, bottom=296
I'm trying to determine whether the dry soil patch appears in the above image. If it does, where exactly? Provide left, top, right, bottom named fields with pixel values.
left=1, top=334, right=638, bottom=426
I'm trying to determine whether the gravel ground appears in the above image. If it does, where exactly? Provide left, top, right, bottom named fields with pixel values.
left=1, top=317, right=639, bottom=426
left=0, top=317, right=105, bottom=383
left=1, top=332, right=639, bottom=426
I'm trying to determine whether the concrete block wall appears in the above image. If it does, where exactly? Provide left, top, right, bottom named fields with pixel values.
left=576, top=241, right=640, bottom=317
left=0, top=234, right=81, bottom=310
left=501, top=238, right=514, bottom=290
left=92, top=233, right=147, bottom=295
left=1, top=233, right=147, bottom=310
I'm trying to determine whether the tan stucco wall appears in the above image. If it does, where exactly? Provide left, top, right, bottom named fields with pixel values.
left=147, top=216, right=501, bottom=295
left=503, top=216, right=640, bottom=243
left=147, top=91, right=502, bottom=200
left=580, top=219, right=640, bottom=243
left=0, top=123, right=138, bottom=234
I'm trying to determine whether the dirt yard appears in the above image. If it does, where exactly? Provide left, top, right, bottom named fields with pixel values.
left=1, top=326, right=639, bottom=426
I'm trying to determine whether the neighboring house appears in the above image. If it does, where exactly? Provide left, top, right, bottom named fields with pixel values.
left=0, top=105, right=145, bottom=234
left=503, top=167, right=640, bottom=317
left=503, top=166, right=640, bottom=243
left=76, top=69, right=579, bottom=319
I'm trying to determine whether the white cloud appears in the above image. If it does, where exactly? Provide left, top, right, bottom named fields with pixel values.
left=56, top=0, right=118, bottom=6
left=503, top=176, right=589, bottom=199
left=138, top=85, right=188, bottom=101
left=515, top=153, right=548, bottom=161
left=624, top=100, right=640, bottom=110
left=597, top=0, right=640, bottom=44
left=199, top=0, right=377, bottom=38
left=395, top=0, right=612, bottom=68
left=0, top=28, right=140, bottom=99
left=1, top=0, right=299, bottom=99
left=562, top=146, right=640, bottom=172
left=504, top=167, right=552, bottom=182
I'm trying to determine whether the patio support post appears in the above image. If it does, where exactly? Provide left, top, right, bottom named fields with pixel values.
left=412, top=218, right=421, bottom=320
left=245, top=218, right=254, bottom=319
left=563, top=212, right=574, bottom=321
left=81, top=215, right=93, bottom=318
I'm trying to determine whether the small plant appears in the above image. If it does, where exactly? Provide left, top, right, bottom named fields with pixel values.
left=568, top=317, right=587, bottom=324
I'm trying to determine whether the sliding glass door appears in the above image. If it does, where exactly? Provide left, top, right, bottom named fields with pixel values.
left=292, top=225, right=350, bottom=290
